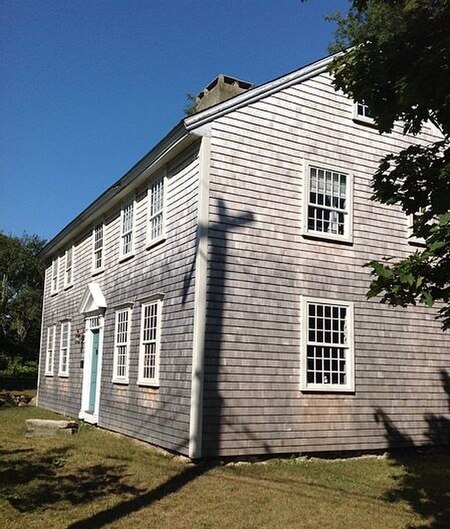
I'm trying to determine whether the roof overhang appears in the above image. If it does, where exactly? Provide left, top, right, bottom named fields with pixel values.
left=79, top=282, right=107, bottom=314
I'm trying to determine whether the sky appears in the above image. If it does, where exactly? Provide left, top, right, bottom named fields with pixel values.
left=0, top=0, right=349, bottom=241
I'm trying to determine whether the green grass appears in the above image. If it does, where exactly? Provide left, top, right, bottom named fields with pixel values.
left=0, top=407, right=448, bottom=529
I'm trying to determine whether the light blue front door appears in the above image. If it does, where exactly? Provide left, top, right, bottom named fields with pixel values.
left=89, top=330, right=99, bottom=412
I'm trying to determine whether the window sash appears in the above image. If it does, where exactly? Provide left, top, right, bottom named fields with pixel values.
left=113, top=309, right=130, bottom=382
left=51, top=258, right=59, bottom=294
left=139, top=300, right=161, bottom=385
left=64, top=247, right=73, bottom=287
left=148, top=178, right=164, bottom=244
left=59, top=321, right=70, bottom=376
left=93, top=224, right=104, bottom=270
left=121, top=202, right=134, bottom=257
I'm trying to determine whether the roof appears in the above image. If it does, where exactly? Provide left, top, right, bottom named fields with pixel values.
left=40, top=52, right=336, bottom=261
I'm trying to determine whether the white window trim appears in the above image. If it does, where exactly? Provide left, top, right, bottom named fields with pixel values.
left=92, top=222, right=105, bottom=275
left=407, top=209, right=428, bottom=246
left=50, top=257, right=59, bottom=295
left=45, top=325, right=56, bottom=376
left=302, top=160, right=354, bottom=243
left=64, top=245, right=74, bottom=289
left=300, top=296, right=355, bottom=393
left=58, top=321, right=71, bottom=377
left=112, top=307, right=131, bottom=384
left=119, top=198, right=136, bottom=261
left=146, top=172, right=167, bottom=249
left=352, top=101, right=375, bottom=125
left=138, top=298, right=163, bottom=387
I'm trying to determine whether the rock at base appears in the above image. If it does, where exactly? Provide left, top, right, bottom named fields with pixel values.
left=25, top=419, right=78, bottom=437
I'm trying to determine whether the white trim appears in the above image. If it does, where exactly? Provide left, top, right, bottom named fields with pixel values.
left=302, top=159, right=353, bottom=244
left=189, top=135, right=211, bottom=459
left=146, top=171, right=167, bottom=249
left=92, top=221, right=105, bottom=274
left=45, top=325, right=56, bottom=376
left=112, top=307, right=131, bottom=384
left=119, top=197, right=136, bottom=261
left=58, top=321, right=71, bottom=377
left=64, top=245, right=74, bottom=289
left=50, top=257, right=59, bottom=295
left=78, top=282, right=107, bottom=314
left=79, top=314, right=104, bottom=424
left=137, top=298, right=163, bottom=386
left=352, top=101, right=375, bottom=126
left=300, top=296, right=354, bottom=392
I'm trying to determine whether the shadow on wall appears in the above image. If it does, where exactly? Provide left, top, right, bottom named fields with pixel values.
left=374, top=369, right=450, bottom=529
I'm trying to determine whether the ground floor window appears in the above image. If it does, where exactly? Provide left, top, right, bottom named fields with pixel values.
left=138, top=299, right=162, bottom=386
left=301, top=297, right=354, bottom=392
left=45, top=325, right=56, bottom=376
left=113, top=308, right=131, bottom=383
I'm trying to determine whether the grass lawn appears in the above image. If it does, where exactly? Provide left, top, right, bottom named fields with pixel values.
left=0, top=407, right=448, bottom=529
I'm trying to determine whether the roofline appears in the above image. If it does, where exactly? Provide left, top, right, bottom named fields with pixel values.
left=184, top=53, right=337, bottom=131
left=40, top=119, right=190, bottom=261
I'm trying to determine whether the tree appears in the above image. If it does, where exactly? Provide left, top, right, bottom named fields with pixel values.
left=327, top=0, right=450, bottom=329
left=0, top=232, right=46, bottom=371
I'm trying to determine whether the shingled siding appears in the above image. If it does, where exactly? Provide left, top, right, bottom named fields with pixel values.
left=202, top=72, right=450, bottom=457
left=38, top=143, right=200, bottom=455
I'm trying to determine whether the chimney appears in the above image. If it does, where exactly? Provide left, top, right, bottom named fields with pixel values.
left=195, top=75, right=253, bottom=112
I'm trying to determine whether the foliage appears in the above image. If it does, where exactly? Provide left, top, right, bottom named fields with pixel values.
left=0, top=232, right=46, bottom=369
left=184, top=93, right=198, bottom=116
left=328, top=0, right=450, bottom=328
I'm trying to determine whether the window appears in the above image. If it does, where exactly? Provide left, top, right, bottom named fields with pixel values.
left=138, top=300, right=162, bottom=385
left=301, top=297, right=354, bottom=392
left=353, top=100, right=374, bottom=124
left=113, top=308, right=131, bottom=383
left=51, top=257, right=59, bottom=295
left=59, top=321, right=71, bottom=376
left=304, top=163, right=352, bottom=241
left=407, top=207, right=428, bottom=245
left=92, top=223, right=104, bottom=272
left=64, top=246, right=74, bottom=288
left=147, top=177, right=165, bottom=246
left=45, top=325, right=56, bottom=375
left=120, top=201, right=134, bottom=259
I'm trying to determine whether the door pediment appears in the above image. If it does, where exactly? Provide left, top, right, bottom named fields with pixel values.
left=79, top=282, right=107, bottom=314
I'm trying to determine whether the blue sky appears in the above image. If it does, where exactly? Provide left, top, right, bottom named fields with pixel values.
left=0, top=0, right=349, bottom=241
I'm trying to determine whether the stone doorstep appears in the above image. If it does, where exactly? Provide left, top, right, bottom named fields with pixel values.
left=25, top=419, right=78, bottom=437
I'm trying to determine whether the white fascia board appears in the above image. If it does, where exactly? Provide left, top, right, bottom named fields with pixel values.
left=184, top=54, right=336, bottom=132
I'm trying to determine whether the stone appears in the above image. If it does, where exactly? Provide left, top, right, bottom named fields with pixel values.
left=29, top=396, right=37, bottom=407
left=25, top=419, right=78, bottom=437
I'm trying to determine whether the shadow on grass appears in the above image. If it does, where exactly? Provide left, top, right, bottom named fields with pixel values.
left=0, top=446, right=143, bottom=514
left=375, top=369, right=450, bottom=529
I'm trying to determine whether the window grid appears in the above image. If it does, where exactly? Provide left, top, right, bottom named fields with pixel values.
left=114, top=309, right=130, bottom=381
left=45, top=325, right=56, bottom=375
left=307, top=166, right=348, bottom=237
left=64, top=247, right=73, bottom=287
left=148, top=178, right=164, bottom=243
left=307, top=303, right=348, bottom=386
left=139, top=301, right=160, bottom=383
left=356, top=100, right=373, bottom=119
left=93, top=223, right=104, bottom=271
left=51, top=258, right=59, bottom=294
left=59, top=321, right=70, bottom=376
left=121, top=202, right=134, bottom=257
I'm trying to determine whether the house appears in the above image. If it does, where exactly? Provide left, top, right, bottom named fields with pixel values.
left=38, top=54, right=450, bottom=459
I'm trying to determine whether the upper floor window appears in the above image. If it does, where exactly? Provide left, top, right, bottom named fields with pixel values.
left=51, top=257, right=59, bottom=295
left=147, top=177, right=165, bottom=246
left=113, top=308, right=131, bottom=383
left=304, top=163, right=353, bottom=242
left=138, top=299, right=162, bottom=386
left=120, top=201, right=134, bottom=259
left=64, top=246, right=74, bottom=288
left=92, top=223, right=104, bottom=273
left=301, top=297, right=354, bottom=392
left=353, top=100, right=374, bottom=124
left=45, top=325, right=56, bottom=376
left=58, top=321, right=70, bottom=376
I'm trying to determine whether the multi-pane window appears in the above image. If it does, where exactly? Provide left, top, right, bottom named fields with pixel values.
left=354, top=100, right=373, bottom=122
left=148, top=177, right=165, bottom=245
left=138, top=300, right=162, bottom=385
left=120, top=201, right=134, bottom=258
left=45, top=325, right=56, bottom=375
left=301, top=298, right=354, bottom=391
left=51, top=257, right=59, bottom=294
left=64, top=246, right=74, bottom=288
left=306, top=165, right=351, bottom=240
left=92, top=223, right=104, bottom=272
left=113, top=309, right=130, bottom=382
left=59, top=321, right=70, bottom=376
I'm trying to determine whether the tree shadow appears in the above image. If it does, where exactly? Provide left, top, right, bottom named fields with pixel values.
left=374, top=369, right=450, bottom=529
left=0, top=446, right=142, bottom=514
